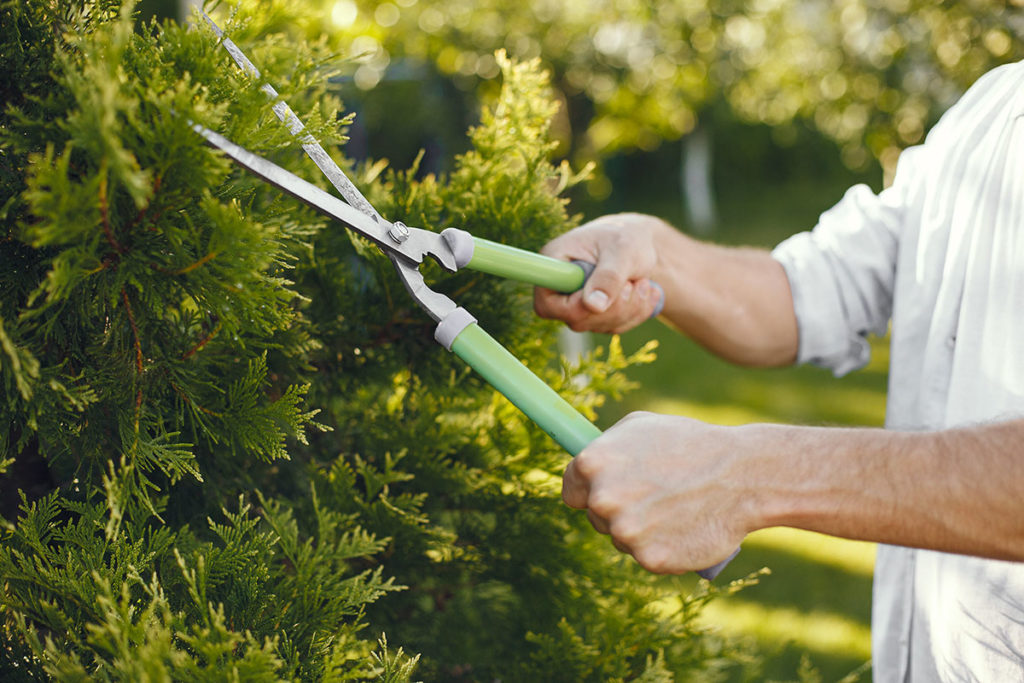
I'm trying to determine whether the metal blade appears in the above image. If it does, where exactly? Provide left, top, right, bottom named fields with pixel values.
left=197, top=12, right=460, bottom=315
left=202, top=11, right=381, bottom=222
left=194, top=123, right=401, bottom=257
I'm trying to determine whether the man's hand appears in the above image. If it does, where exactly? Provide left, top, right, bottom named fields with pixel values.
left=533, top=213, right=666, bottom=334
left=535, top=212, right=799, bottom=366
left=563, top=411, right=755, bottom=574
left=565, top=413, right=1024, bottom=570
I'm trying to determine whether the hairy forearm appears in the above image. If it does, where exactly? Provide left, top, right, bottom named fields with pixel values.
left=565, top=413, right=1024, bottom=573
left=647, top=220, right=798, bottom=367
left=753, top=419, right=1024, bottom=561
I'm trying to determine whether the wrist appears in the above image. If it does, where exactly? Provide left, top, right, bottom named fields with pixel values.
left=606, top=212, right=676, bottom=273
left=640, top=216, right=693, bottom=291
left=746, top=422, right=873, bottom=533
left=730, top=423, right=797, bottom=533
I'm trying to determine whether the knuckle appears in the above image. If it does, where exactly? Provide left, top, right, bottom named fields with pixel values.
left=609, top=516, right=642, bottom=547
left=633, top=545, right=672, bottom=574
left=532, top=296, right=552, bottom=318
left=620, top=410, right=653, bottom=425
left=561, top=465, right=587, bottom=508
left=539, top=243, right=558, bottom=258
left=562, top=493, right=586, bottom=510
left=561, top=488, right=583, bottom=509
left=533, top=292, right=568, bottom=321
left=609, top=322, right=632, bottom=335
left=539, top=233, right=571, bottom=258
left=592, top=313, right=627, bottom=335
left=561, top=303, right=592, bottom=331
left=586, top=509, right=610, bottom=535
left=572, top=450, right=602, bottom=479
left=587, top=490, right=619, bottom=519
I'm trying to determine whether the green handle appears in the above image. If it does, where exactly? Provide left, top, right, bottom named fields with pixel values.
left=467, top=237, right=587, bottom=293
left=445, top=318, right=736, bottom=579
left=449, top=322, right=601, bottom=455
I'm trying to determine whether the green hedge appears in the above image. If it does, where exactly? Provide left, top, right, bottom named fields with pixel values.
left=0, top=2, right=756, bottom=680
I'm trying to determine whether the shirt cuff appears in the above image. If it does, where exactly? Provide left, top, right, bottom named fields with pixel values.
left=772, top=232, right=872, bottom=377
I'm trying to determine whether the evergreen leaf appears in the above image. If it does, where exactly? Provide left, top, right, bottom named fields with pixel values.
left=0, top=3, right=754, bottom=679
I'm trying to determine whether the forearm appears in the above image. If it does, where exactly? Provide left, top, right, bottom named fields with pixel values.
left=752, top=419, right=1024, bottom=561
left=566, top=413, right=1024, bottom=574
left=645, top=218, right=798, bottom=367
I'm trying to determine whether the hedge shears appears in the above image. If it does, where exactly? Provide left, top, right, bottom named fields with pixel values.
left=196, top=14, right=733, bottom=580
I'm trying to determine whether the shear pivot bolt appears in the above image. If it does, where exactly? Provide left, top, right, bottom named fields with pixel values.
left=388, top=221, right=410, bottom=244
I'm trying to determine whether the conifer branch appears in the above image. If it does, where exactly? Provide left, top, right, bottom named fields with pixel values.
left=121, top=289, right=143, bottom=378
left=121, top=288, right=144, bottom=441
left=0, top=10, right=738, bottom=678
left=99, top=162, right=126, bottom=256
left=368, top=315, right=422, bottom=349
left=85, top=259, right=113, bottom=276
left=169, top=380, right=222, bottom=417
left=172, top=250, right=220, bottom=275
left=126, top=174, right=162, bottom=232
left=182, top=321, right=222, bottom=360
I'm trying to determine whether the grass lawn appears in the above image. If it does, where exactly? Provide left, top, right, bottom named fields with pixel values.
left=583, top=145, right=889, bottom=681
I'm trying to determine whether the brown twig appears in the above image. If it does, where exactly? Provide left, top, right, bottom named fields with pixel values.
left=84, top=258, right=113, bottom=276
left=121, top=288, right=144, bottom=443
left=99, top=166, right=126, bottom=256
left=367, top=314, right=421, bottom=349
left=121, top=288, right=143, bottom=377
left=127, top=174, right=163, bottom=233
left=169, top=380, right=223, bottom=418
left=148, top=249, right=220, bottom=277
left=172, top=250, right=220, bottom=275
left=449, top=275, right=483, bottom=301
left=182, top=321, right=222, bottom=360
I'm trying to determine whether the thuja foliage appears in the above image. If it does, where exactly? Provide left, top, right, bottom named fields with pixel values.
left=1, top=1, right=758, bottom=680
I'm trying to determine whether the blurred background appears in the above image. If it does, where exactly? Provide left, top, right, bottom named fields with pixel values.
left=138, top=0, right=1023, bottom=678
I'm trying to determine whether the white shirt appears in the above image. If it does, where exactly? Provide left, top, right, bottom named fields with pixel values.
left=772, top=60, right=1024, bottom=682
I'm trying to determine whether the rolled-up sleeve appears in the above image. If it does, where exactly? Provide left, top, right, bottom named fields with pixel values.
left=771, top=160, right=915, bottom=376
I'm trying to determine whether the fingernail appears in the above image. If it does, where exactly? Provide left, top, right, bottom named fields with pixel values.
left=585, top=289, right=610, bottom=312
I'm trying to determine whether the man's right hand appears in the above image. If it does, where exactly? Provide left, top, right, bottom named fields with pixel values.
left=536, top=211, right=799, bottom=367
left=533, top=213, right=668, bottom=334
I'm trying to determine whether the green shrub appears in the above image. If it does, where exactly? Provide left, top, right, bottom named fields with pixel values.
left=1, top=2, right=756, bottom=679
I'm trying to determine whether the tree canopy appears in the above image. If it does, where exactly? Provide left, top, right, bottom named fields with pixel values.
left=302, top=0, right=1022, bottom=178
